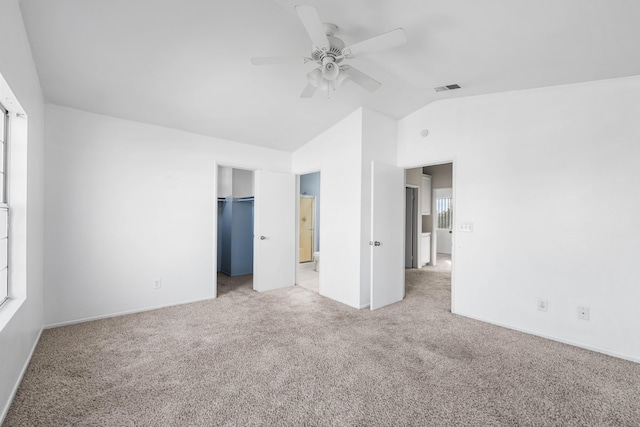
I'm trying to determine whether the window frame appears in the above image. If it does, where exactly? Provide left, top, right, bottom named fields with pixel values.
left=435, top=196, right=453, bottom=231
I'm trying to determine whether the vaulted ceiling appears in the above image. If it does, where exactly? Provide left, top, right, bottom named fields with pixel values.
left=18, top=0, right=640, bottom=151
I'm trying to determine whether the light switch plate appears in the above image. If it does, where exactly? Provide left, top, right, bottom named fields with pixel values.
left=459, top=223, right=473, bottom=232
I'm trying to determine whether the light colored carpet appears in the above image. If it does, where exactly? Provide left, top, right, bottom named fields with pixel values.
left=217, top=272, right=253, bottom=297
left=425, top=252, right=452, bottom=273
left=297, top=261, right=319, bottom=293
left=4, top=266, right=640, bottom=426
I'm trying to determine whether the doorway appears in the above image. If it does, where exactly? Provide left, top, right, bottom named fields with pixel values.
left=423, top=164, right=453, bottom=269
left=405, top=186, right=419, bottom=268
left=297, top=171, right=320, bottom=293
left=299, top=196, right=316, bottom=263
left=216, top=166, right=255, bottom=296
left=403, top=162, right=454, bottom=307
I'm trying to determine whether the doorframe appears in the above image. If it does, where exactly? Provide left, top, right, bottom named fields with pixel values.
left=402, top=159, right=456, bottom=314
left=295, top=170, right=322, bottom=291
left=405, top=185, right=419, bottom=269
left=213, top=161, right=258, bottom=298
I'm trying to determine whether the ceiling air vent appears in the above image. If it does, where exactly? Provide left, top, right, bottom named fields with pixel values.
left=434, top=84, right=462, bottom=92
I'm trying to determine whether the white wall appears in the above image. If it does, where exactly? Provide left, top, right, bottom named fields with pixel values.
left=217, top=166, right=233, bottom=198
left=423, top=163, right=453, bottom=189
left=405, top=168, right=423, bottom=187
left=292, top=108, right=397, bottom=309
left=44, top=105, right=290, bottom=326
left=218, top=167, right=254, bottom=198
left=398, top=75, right=640, bottom=362
left=0, top=0, right=45, bottom=421
left=359, top=109, right=398, bottom=307
left=232, top=168, right=254, bottom=198
left=292, top=109, right=363, bottom=308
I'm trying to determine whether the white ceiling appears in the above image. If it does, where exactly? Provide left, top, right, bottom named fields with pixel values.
left=18, top=0, right=640, bottom=152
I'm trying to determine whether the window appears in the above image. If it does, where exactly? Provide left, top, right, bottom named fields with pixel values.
left=0, top=104, right=8, bottom=305
left=436, top=197, right=452, bottom=230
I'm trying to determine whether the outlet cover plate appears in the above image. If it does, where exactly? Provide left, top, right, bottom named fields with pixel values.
left=538, top=299, right=548, bottom=312
left=578, top=306, right=590, bottom=320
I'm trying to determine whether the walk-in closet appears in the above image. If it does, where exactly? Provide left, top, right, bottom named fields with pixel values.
left=217, top=167, right=255, bottom=294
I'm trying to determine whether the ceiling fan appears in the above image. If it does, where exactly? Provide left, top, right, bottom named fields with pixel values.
left=251, top=5, right=407, bottom=98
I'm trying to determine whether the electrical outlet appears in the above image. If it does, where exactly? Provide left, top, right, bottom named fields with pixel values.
left=153, top=279, right=161, bottom=289
left=537, top=299, right=548, bottom=312
left=577, top=306, right=590, bottom=320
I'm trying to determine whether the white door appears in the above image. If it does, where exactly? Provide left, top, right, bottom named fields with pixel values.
left=434, top=188, right=453, bottom=256
left=253, top=170, right=296, bottom=292
left=370, top=161, right=405, bottom=310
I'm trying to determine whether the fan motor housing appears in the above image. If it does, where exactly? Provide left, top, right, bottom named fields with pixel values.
left=311, top=26, right=345, bottom=64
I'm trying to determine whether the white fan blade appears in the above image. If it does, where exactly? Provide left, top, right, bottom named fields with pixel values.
left=251, top=57, right=312, bottom=65
left=300, top=82, right=318, bottom=98
left=295, top=5, right=330, bottom=50
left=341, top=66, right=381, bottom=92
left=342, top=28, right=407, bottom=58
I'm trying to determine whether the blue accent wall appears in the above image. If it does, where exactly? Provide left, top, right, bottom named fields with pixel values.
left=218, top=197, right=254, bottom=276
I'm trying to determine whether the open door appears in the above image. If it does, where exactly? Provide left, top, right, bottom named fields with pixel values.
left=299, top=196, right=315, bottom=262
left=254, top=170, right=295, bottom=292
left=370, top=161, right=405, bottom=310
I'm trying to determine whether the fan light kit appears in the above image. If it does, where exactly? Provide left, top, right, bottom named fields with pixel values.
left=251, top=5, right=407, bottom=98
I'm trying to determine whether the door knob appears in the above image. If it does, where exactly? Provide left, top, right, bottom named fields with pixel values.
left=260, top=236, right=266, bottom=240
left=369, top=241, right=381, bottom=246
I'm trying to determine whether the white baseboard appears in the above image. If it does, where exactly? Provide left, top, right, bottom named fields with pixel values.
left=1, top=327, right=43, bottom=425
left=44, top=296, right=215, bottom=329
left=457, top=312, right=640, bottom=364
